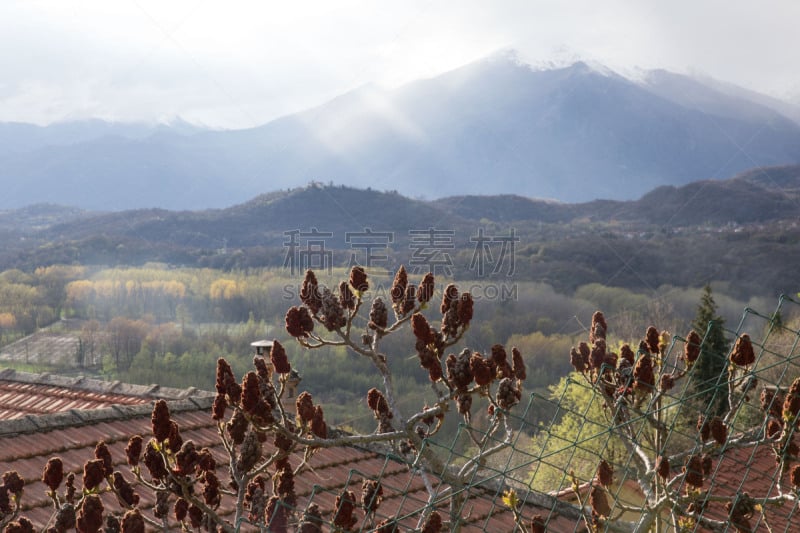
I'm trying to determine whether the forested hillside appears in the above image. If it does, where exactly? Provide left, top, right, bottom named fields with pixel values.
left=3, top=166, right=800, bottom=297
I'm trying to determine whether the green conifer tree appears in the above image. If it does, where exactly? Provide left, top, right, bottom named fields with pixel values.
left=691, top=284, right=730, bottom=415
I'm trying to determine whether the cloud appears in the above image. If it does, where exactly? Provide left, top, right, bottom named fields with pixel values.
left=0, top=0, right=797, bottom=127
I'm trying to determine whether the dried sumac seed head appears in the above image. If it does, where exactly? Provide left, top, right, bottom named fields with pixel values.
left=104, top=515, right=120, bottom=533
left=457, top=293, right=474, bottom=327
left=496, top=378, right=521, bottom=409
left=76, top=494, right=104, bottom=533
left=120, top=509, right=145, bottom=533
left=531, top=515, right=546, bottom=533
left=730, top=334, right=756, bottom=367
left=570, top=347, right=587, bottom=373
left=2, top=471, right=24, bottom=497
left=339, top=281, right=356, bottom=310
left=43, top=457, right=64, bottom=492
left=236, top=430, right=262, bottom=473
left=296, top=391, right=315, bottom=424
left=417, top=272, right=435, bottom=303
left=645, top=326, right=660, bottom=354
left=761, top=388, right=784, bottom=418
left=226, top=409, right=249, bottom=445
left=620, top=344, right=635, bottom=365
left=361, top=479, right=383, bottom=512
left=685, top=330, right=702, bottom=365
left=167, top=421, right=183, bottom=454
left=215, top=358, right=234, bottom=395
left=368, top=297, right=388, bottom=330
left=300, top=269, right=322, bottom=315
left=684, top=455, right=704, bottom=489
left=470, top=353, right=494, bottom=386
left=446, top=350, right=473, bottom=390
left=188, top=504, right=204, bottom=529
left=440, top=283, right=458, bottom=314
left=421, top=511, right=443, bottom=533
left=270, top=340, right=292, bottom=374
left=143, top=440, right=168, bottom=481
left=512, top=347, right=526, bottom=381
left=298, top=503, right=325, bottom=533
left=4, top=518, right=34, bottom=533
left=333, top=490, right=358, bottom=531
left=349, top=266, right=369, bottom=293
left=590, top=311, right=607, bottom=344
left=54, top=502, right=76, bottom=532
left=710, top=416, right=727, bottom=445
left=367, top=388, right=391, bottom=418
left=390, top=266, right=408, bottom=306
left=151, top=399, right=172, bottom=443
left=254, top=355, right=272, bottom=380
left=589, top=485, right=611, bottom=517
left=113, top=472, right=139, bottom=507
left=411, top=313, right=435, bottom=345
left=633, top=353, right=655, bottom=391
left=175, top=441, right=200, bottom=476
left=285, top=306, right=314, bottom=338
left=791, top=464, right=800, bottom=487
left=82, top=459, right=105, bottom=492
left=320, top=286, right=347, bottom=331
left=311, top=405, right=328, bottom=439
left=124, top=436, right=143, bottom=468
left=491, top=344, right=513, bottom=379
left=767, top=419, right=783, bottom=438
left=174, top=498, right=189, bottom=522
left=597, top=460, right=613, bottom=487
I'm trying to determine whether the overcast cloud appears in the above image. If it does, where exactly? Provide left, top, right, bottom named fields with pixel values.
left=1, top=0, right=798, bottom=129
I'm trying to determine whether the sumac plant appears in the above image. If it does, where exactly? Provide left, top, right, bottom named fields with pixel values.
left=569, top=312, right=800, bottom=533
left=7, top=266, right=529, bottom=532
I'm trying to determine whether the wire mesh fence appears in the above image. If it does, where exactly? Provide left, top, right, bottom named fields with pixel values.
left=293, top=294, right=800, bottom=532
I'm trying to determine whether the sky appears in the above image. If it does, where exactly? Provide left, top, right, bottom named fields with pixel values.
left=0, top=0, right=798, bottom=129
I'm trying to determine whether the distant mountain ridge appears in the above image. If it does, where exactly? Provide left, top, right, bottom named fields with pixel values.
left=2, top=53, right=800, bottom=210
left=0, top=118, right=203, bottom=155
left=4, top=163, right=798, bottom=242
left=4, top=165, right=800, bottom=296
left=433, top=164, right=800, bottom=226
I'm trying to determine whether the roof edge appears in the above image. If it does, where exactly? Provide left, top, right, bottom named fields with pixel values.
left=0, top=367, right=214, bottom=400
left=0, top=396, right=214, bottom=437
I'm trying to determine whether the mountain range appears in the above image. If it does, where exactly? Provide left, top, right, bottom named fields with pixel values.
left=2, top=164, right=800, bottom=295
left=2, top=52, right=800, bottom=211
left=4, top=163, right=800, bottom=238
left=1, top=163, right=798, bottom=250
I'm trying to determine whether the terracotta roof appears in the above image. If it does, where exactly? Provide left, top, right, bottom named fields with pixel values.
left=690, top=441, right=797, bottom=531
left=0, top=368, right=212, bottom=420
left=0, top=398, right=215, bottom=528
left=0, top=393, right=581, bottom=531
